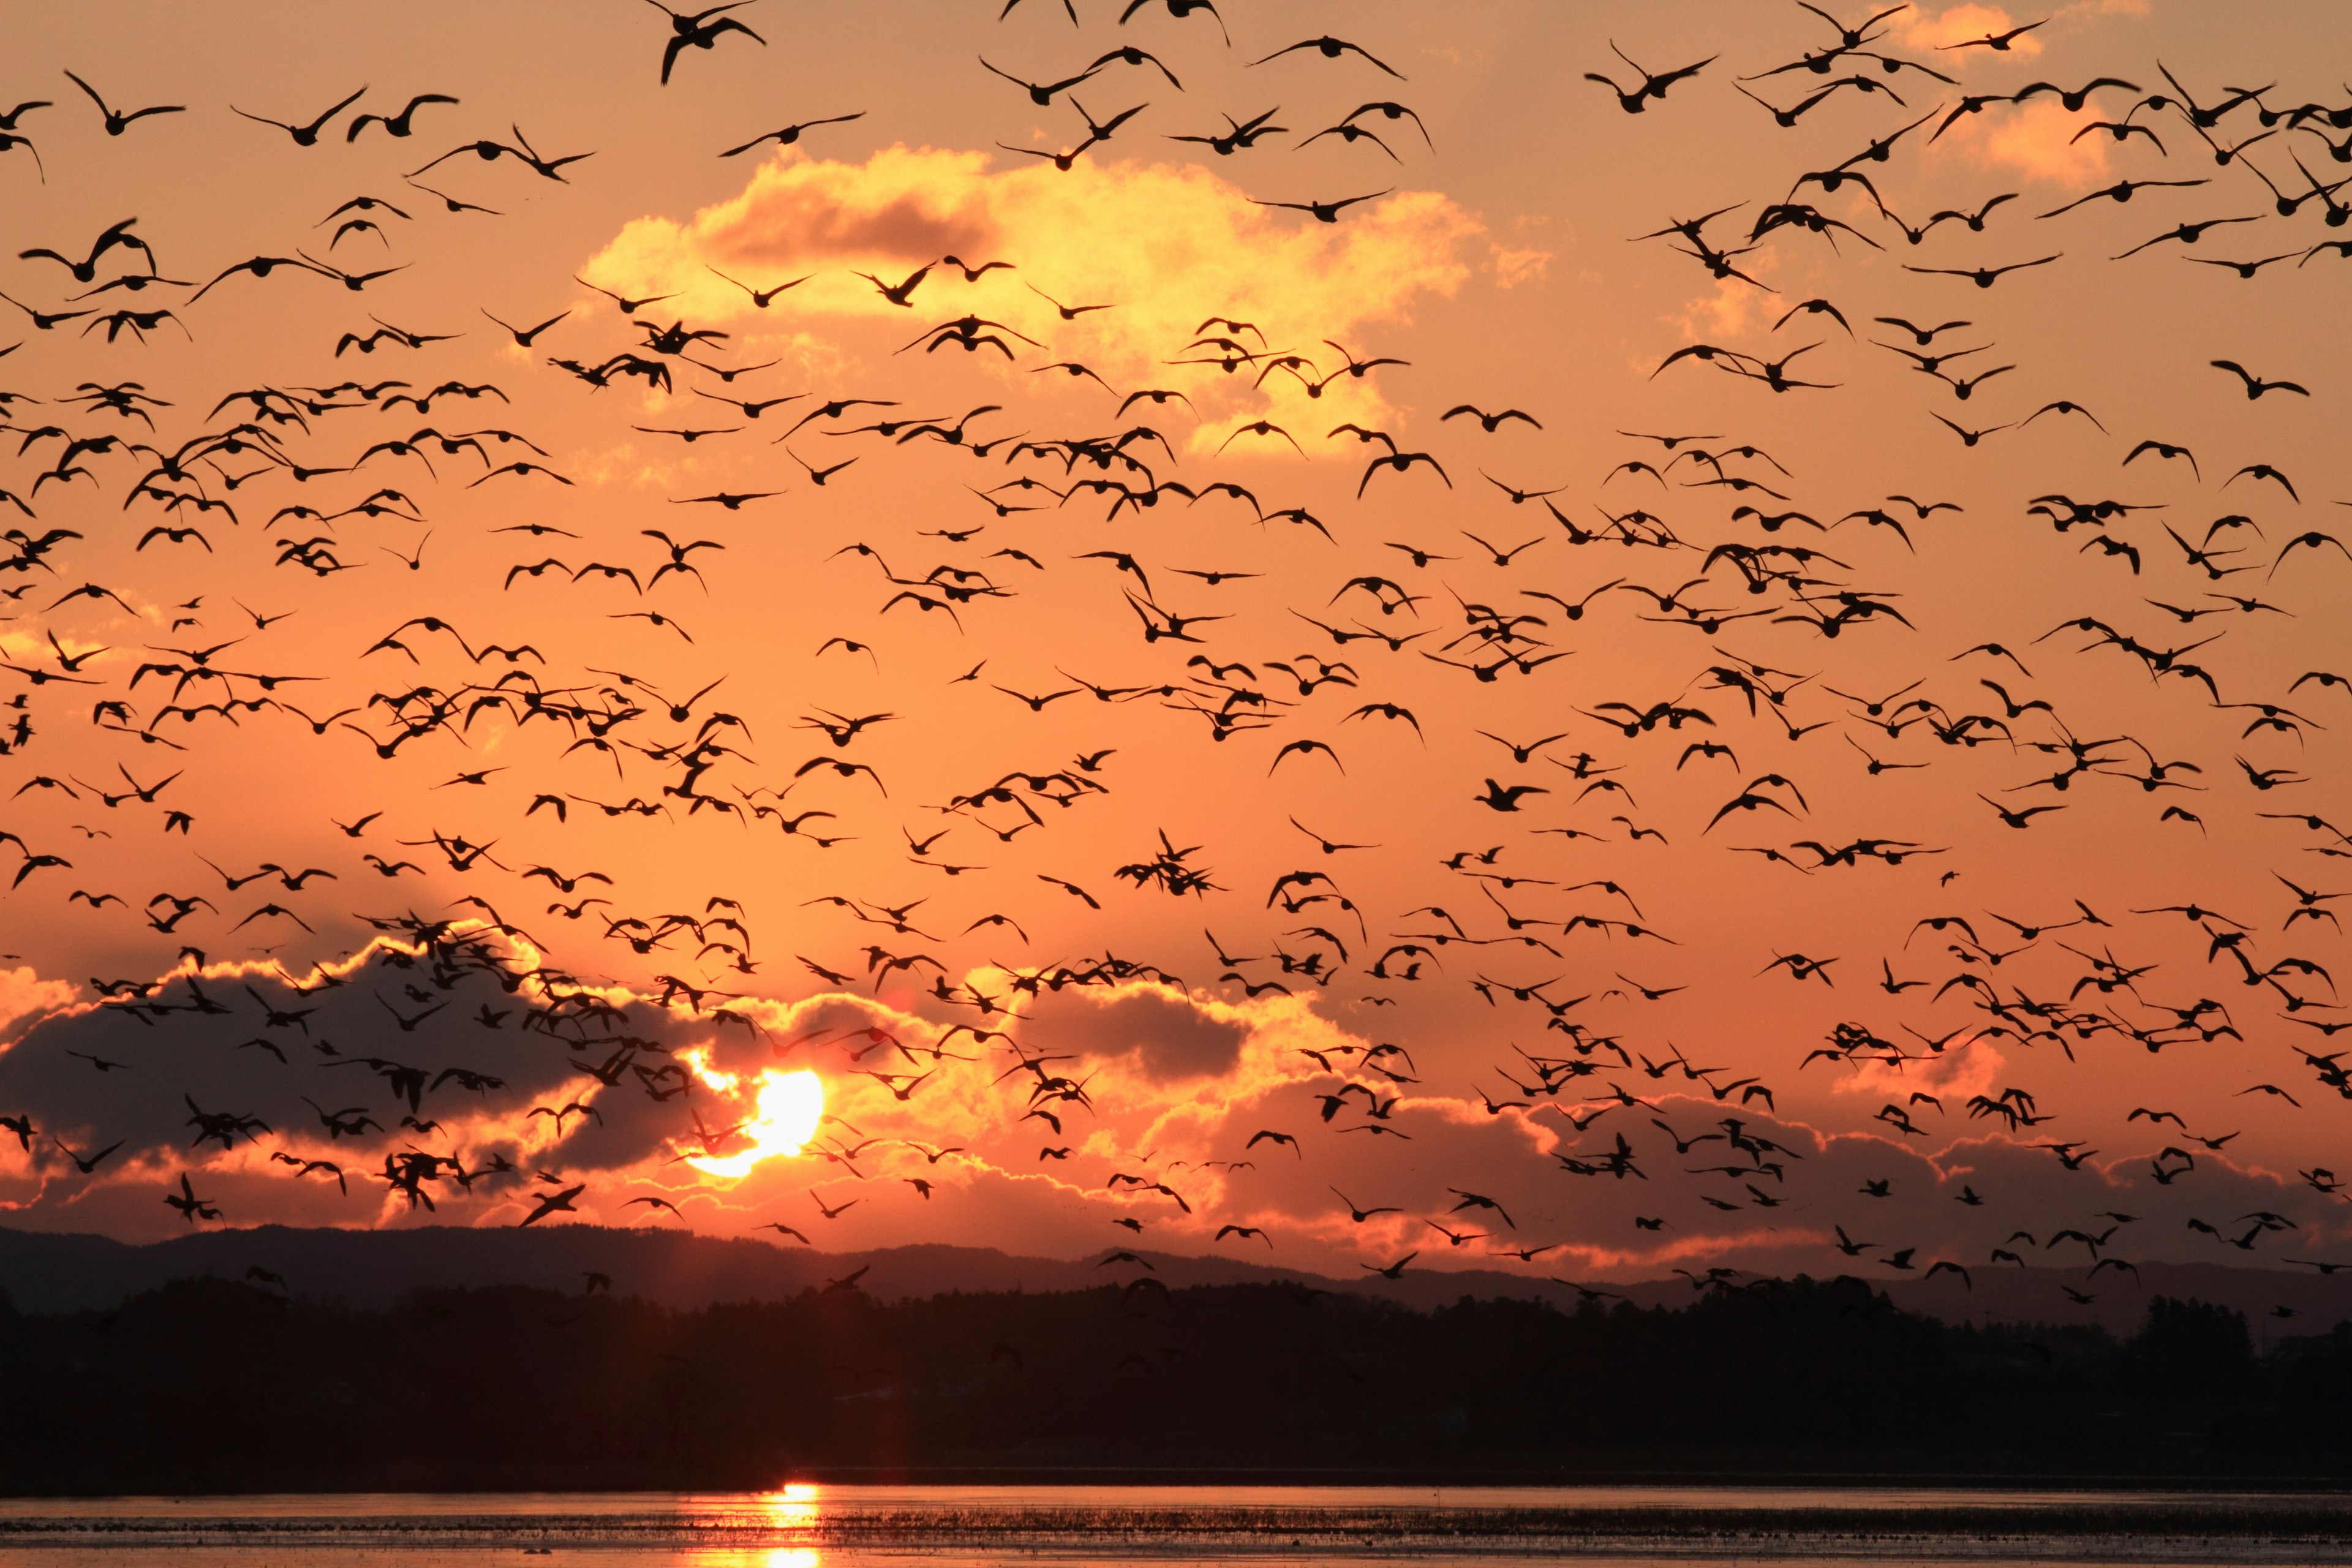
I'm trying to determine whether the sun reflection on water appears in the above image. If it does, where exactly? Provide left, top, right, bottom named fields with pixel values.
left=759, top=1483, right=821, bottom=1567
left=695, top=1485, right=823, bottom=1568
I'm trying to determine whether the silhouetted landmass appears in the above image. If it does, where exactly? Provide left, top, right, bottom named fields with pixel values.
left=2, top=1267, right=2348, bottom=1493
left=2, top=1224, right=2348, bottom=1333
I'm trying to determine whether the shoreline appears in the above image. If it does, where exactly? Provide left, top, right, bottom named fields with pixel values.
left=6, top=1472, right=2352, bottom=1498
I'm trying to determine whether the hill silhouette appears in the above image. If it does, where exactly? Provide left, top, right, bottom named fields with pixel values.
left=0, top=1224, right=2346, bottom=1335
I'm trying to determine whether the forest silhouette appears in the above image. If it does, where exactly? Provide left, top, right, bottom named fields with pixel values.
left=3, top=1273, right=2350, bottom=1491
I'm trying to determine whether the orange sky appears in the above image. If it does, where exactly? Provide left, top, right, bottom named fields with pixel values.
left=1, top=1, right=2350, bottom=1300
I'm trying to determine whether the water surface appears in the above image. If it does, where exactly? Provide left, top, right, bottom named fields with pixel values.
left=2, top=1483, right=2349, bottom=1565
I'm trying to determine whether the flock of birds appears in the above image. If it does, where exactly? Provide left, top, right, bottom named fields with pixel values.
left=0, top=1, right=2348, bottom=1313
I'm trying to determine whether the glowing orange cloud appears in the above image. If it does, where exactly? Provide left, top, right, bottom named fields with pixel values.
left=1904, top=4, right=2045, bottom=57
left=579, top=145, right=1483, bottom=441
left=0, top=967, right=76, bottom=1037
left=1491, top=241, right=1553, bottom=290
left=1931, top=99, right=2117, bottom=190
left=1832, top=1035, right=2005, bottom=1104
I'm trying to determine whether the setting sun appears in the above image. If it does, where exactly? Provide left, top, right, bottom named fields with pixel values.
left=682, top=1058, right=826, bottom=1179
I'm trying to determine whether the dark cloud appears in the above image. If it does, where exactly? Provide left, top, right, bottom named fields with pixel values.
left=1142, top=1080, right=2351, bottom=1285
left=1020, top=985, right=1249, bottom=1082
left=0, top=941, right=739, bottom=1227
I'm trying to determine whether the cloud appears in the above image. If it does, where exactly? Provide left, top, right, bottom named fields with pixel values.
left=1834, top=1035, right=2005, bottom=1105
left=1904, top=0, right=2149, bottom=66
left=0, top=943, right=619, bottom=1215
left=1491, top=244, right=1553, bottom=289
left=1671, top=273, right=1773, bottom=345
left=579, top=145, right=1483, bottom=440
left=1021, top=983, right=1250, bottom=1082
left=1, top=937, right=2337, bottom=1286
left=0, top=967, right=75, bottom=1036
left=1931, top=99, right=2116, bottom=189
left=2059, top=0, right=2153, bottom=21
left=0, top=933, right=873, bottom=1229
left=1905, top=4, right=2045, bottom=57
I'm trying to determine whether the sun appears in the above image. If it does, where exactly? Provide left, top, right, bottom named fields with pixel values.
left=680, top=1053, right=826, bottom=1178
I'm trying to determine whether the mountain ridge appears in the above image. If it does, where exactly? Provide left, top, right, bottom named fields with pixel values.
left=1, top=1223, right=2346, bottom=1334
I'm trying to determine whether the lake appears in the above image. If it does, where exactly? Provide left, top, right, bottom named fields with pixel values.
left=0, top=1485, right=2348, bottom=1564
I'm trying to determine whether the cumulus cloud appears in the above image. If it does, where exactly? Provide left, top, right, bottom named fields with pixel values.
left=1933, top=99, right=2117, bottom=189
left=1905, top=4, right=2046, bottom=57
left=1671, top=272, right=1774, bottom=345
left=2, top=937, right=2337, bottom=1285
left=0, top=933, right=898, bottom=1230
left=1834, top=1035, right=2005, bottom=1104
left=0, top=967, right=75, bottom=1037
left=1905, top=0, right=2150, bottom=67
left=0, top=943, right=636, bottom=1224
left=1021, top=983, right=1250, bottom=1082
left=578, top=146, right=1483, bottom=442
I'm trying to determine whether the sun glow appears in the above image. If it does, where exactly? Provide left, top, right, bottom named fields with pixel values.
left=753, top=1481, right=823, bottom=1563
left=764, top=1482, right=821, bottom=1521
left=681, top=1054, right=824, bottom=1178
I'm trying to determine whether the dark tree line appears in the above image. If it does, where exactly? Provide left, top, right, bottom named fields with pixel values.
left=2, top=1274, right=2348, bottom=1492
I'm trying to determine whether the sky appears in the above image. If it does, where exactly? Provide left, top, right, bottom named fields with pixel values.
left=2, top=0, right=2350, bottom=1308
